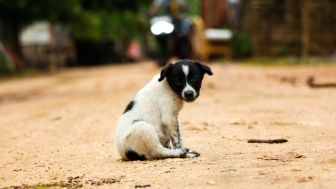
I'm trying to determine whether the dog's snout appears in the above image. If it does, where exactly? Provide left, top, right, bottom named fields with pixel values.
left=184, top=90, right=194, bottom=99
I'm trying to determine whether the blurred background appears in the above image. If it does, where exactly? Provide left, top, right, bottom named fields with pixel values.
left=0, top=0, right=336, bottom=75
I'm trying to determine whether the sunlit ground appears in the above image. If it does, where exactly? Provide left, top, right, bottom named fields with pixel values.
left=0, top=60, right=336, bottom=188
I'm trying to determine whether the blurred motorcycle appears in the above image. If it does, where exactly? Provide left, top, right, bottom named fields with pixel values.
left=150, top=15, right=193, bottom=67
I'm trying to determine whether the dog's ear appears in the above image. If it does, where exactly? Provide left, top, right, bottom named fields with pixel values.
left=158, top=63, right=172, bottom=82
left=195, top=61, right=213, bottom=76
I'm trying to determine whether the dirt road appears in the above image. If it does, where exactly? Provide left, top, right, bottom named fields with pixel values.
left=1, top=62, right=336, bottom=188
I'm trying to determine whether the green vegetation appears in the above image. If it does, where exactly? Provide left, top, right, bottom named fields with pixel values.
left=0, top=57, right=13, bottom=74
left=0, top=0, right=151, bottom=40
left=185, top=0, right=200, bottom=16
left=230, top=30, right=252, bottom=59
left=0, top=0, right=152, bottom=61
left=240, top=57, right=336, bottom=66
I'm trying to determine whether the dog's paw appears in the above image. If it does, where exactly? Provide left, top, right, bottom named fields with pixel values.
left=185, top=151, right=200, bottom=158
left=179, top=147, right=189, bottom=157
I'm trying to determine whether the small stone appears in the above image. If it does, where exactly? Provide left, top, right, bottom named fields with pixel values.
left=258, top=171, right=266, bottom=175
left=52, top=116, right=62, bottom=121
left=297, top=176, right=313, bottom=183
left=135, top=184, right=151, bottom=188
left=207, top=180, right=216, bottom=185
left=202, top=122, right=209, bottom=126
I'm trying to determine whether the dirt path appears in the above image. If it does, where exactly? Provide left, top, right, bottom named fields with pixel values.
left=1, top=62, right=336, bottom=188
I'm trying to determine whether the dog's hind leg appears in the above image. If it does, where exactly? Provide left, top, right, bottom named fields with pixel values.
left=127, top=121, right=189, bottom=160
left=150, top=143, right=189, bottom=159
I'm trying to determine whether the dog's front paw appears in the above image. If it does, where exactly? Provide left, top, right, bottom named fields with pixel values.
left=179, top=147, right=189, bottom=157
left=185, top=150, right=200, bottom=158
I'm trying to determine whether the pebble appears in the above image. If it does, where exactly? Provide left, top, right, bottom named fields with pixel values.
left=207, top=180, right=216, bottom=185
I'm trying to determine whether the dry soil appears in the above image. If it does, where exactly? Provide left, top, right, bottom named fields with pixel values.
left=0, top=62, right=336, bottom=188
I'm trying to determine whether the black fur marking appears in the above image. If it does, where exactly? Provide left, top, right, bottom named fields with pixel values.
left=195, top=61, right=213, bottom=75
left=188, top=151, right=200, bottom=157
left=132, top=119, right=144, bottom=124
left=125, top=150, right=146, bottom=161
left=123, top=100, right=135, bottom=114
left=179, top=148, right=190, bottom=157
left=162, top=59, right=212, bottom=101
left=158, top=63, right=172, bottom=81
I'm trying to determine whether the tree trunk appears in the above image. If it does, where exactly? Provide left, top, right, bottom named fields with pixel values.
left=301, top=0, right=310, bottom=57
left=0, top=17, right=24, bottom=69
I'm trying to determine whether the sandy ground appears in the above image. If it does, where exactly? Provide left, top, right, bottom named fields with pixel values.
left=0, top=61, right=336, bottom=189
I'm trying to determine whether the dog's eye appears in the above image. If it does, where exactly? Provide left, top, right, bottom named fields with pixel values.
left=191, top=77, right=200, bottom=83
left=174, top=78, right=183, bottom=85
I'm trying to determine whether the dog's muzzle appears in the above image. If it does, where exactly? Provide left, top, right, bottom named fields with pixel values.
left=182, top=90, right=196, bottom=102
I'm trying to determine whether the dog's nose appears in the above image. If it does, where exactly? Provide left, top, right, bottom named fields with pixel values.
left=184, top=90, right=194, bottom=99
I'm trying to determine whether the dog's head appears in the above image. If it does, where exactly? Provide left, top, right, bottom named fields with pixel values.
left=158, top=59, right=213, bottom=102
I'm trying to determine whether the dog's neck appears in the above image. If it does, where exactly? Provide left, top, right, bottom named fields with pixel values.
left=159, top=78, right=184, bottom=113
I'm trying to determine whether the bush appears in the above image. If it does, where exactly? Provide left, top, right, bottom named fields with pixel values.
left=230, top=31, right=252, bottom=59
left=0, top=56, right=13, bottom=74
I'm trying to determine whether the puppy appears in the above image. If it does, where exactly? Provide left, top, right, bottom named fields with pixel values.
left=115, top=59, right=213, bottom=160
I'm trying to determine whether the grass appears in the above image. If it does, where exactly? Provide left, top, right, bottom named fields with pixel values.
left=1, top=57, right=335, bottom=82
left=238, top=57, right=336, bottom=66
left=0, top=68, right=49, bottom=83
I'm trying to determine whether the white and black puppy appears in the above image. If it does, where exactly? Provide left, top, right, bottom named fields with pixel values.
left=115, top=59, right=213, bottom=160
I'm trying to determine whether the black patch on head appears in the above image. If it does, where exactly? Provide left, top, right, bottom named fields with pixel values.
left=159, top=59, right=213, bottom=101
left=158, top=63, right=172, bottom=81
left=125, top=149, right=146, bottom=161
left=123, top=100, right=135, bottom=114
left=194, top=61, right=213, bottom=75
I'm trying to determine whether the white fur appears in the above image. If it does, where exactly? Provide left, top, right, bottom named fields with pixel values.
left=115, top=75, right=191, bottom=160
left=181, top=65, right=196, bottom=99
left=182, top=82, right=196, bottom=99
left=182, top=65, right=189, bottom=77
